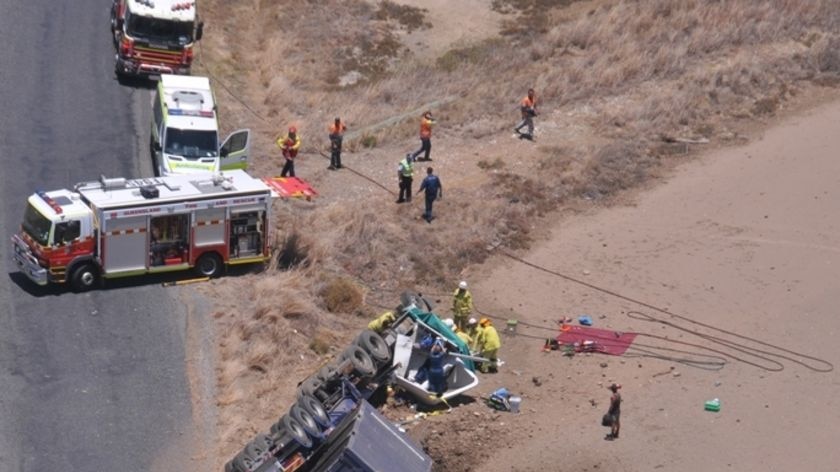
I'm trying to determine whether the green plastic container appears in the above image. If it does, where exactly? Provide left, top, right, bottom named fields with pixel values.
left=704, top=398, right=721, bottom=412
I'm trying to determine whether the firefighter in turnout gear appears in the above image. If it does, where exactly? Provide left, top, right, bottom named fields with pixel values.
left=277, top=126, right=301, bottom=177
left=452, top=281, right=473, bottom=330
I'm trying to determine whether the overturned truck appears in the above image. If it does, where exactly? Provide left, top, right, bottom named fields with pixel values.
left=226, top=293, right=480, bottom=472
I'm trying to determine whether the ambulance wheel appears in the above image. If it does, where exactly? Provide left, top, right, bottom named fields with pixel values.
left=290, top=403, right=322, bottom=439
left=70, top=263, right=99, bottom=292
left=195, top=253, right=223, bottom=278
left=341, top=345, right=376, bottom=378
left=356, top=330, right=391, bottom=365
left=298, top=394, right=330, bottom=427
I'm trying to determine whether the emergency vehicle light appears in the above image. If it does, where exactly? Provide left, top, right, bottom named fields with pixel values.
left=169, top=109, right=214, bottom=117
left=36, top=190, right=63, bottom=215
left=137, top=0, right=155, bottom=8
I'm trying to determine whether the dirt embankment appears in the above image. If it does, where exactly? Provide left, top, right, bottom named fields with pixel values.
left=188, top=0, right=840, bottom=467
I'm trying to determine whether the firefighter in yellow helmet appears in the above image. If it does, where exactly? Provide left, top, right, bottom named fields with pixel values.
left=466, top=317, right=484, bottom=355
left=478, top=317, right=501, bottom=373
left=454, top=325, right=473, bottom=347
left=452, top=281, right=473, bottom=330
left=368, top=311, right=396, bottom=333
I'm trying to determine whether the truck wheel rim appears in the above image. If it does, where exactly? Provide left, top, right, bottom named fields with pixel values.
left=81, top=272, right=94, bottom=285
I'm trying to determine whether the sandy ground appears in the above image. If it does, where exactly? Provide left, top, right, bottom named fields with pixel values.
left=463, top=96, right=840, bottom=471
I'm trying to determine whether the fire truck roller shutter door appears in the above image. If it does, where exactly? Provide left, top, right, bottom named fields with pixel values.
left=193, top=207, right=225, bottom=246
left=103, top=215, right=148, bottom=273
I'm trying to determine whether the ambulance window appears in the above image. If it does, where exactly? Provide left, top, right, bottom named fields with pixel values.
left=54, top=220, right=81, bottom=245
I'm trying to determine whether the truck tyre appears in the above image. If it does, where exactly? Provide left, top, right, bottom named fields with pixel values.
left=341, top=345, right=376, bottom=378
left=244, top=433, right=272, bottom=462
left=356, top=330, right=391, bottom=366
left=315, top=364, right=339, bottom=385
left=298, top=394, right=330, bottom=427
left=270, top=414, right=313, bottom=449
left=400, top=291, right=434, bottom=312
left=298, top=377, right=329, bottom=403
left=70, top=263, right=99, bottom=292
left=290, top=403, right=322, bottom=439
left=230, top=451, right=257, bottom=472
left=195, top=252, right=223, bottom=278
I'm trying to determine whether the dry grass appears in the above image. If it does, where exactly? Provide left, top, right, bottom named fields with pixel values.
left=196, top=0, right=840, bottom=463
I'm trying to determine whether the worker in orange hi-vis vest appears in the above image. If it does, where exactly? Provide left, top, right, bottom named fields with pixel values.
left=514, top=88, right=538, bottom=140
left=327, top=117, right=347, bottom=170
left=276, top=126, right=301, bottom=177
left=410, top=110, right=435, bottom=162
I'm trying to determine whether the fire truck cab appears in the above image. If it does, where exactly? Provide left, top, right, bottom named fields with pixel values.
left=111, top=0, right=204, bottom=77
left=11, top=171, right=281, bottom=292
left=151, top=74, right=250, bottom=176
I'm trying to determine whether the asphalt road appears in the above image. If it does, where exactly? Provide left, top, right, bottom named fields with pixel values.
left=0, top=2, right=196, bottom=470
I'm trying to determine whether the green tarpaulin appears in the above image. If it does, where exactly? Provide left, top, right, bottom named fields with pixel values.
left=405, top=307, right=475, bottom=372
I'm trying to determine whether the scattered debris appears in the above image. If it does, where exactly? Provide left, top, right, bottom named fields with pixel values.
left=704, top=398, right=721, bottom=412
left=532, top=376, right=542, bottom=387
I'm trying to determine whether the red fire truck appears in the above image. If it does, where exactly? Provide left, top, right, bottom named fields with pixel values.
left=11, top=171, right=315, bottom=291
left=110, top=0, right=204, bottom=77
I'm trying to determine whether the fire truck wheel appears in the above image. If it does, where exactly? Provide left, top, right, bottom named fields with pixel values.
left=195, top=252, right=223, bottom=278
left=341, top=345, right=376, bottom=378
left=290, top=403, right=322, bottom=439
left=70, top=263, right=99, bottom=292
left=298, top=394, right=330, bottom=427
left=271, top=414, right=313, bottom=450
left=356, top=330, right=391, bottom=366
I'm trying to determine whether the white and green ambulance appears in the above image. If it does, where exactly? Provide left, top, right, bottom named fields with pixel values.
left=151, top=74, right=250, bottom=176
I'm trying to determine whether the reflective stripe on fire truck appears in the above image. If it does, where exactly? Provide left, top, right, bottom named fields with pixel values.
left=107, top=228, right=147, bottom=236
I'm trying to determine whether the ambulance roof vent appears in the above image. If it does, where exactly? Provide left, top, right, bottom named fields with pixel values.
left=100, top=175, right=127, bottom=190
left=172, top=90, right=204, bottom=110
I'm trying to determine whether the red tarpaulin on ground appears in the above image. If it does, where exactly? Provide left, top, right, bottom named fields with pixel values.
left=554, top=325, right=637, bottom=356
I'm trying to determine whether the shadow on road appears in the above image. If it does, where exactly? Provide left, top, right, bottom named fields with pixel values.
left=7, top=264, right=263, bottom=297
left=115, top=74, right=157, bottom=90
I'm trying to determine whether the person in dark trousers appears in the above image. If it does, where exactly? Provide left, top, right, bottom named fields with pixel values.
left=276, top=126, right=301, bottom=177
left=328, top=117, right=346, bottom=170
left=417, top=167, right=442, bottom=223
left=410, top=111, right=435, bottom=161
left=514, top=88, right=538, bottom=140
left=605, top=383, right=622, bottom=440
left=396, top=153, right=414, bottom=203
